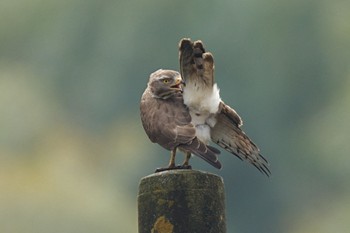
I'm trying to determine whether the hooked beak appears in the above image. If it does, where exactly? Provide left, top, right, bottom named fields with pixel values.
left=171, top=77, right=185, bottom=91
left=181, top=79, right=186, bottom=86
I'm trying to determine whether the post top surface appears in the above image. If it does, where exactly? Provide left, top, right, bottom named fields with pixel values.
left=143, top=169, right=220, bottom=179
left=138, top=169, right=224, bottom=195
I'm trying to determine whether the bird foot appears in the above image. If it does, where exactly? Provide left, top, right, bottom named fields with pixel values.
left=180, top=164, right=192, bottom=169
left=155, top=165, right=192, bottom=173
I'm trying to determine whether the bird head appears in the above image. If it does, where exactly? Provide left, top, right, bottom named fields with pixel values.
left=148, top=69, right=185, bottom=99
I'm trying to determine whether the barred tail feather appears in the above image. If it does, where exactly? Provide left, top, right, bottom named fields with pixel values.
left=180, top=138, right=222, bottom=169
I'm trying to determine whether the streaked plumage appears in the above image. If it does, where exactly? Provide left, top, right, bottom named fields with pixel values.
left=179, top=38, right=270, bottom=176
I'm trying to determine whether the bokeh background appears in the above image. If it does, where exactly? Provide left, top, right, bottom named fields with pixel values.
left=1, top=0, right=349, bottom=232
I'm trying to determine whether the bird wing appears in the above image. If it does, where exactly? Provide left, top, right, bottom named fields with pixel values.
left=140, top=91, right=221, bottom=168
left=179, top=38, right=215, bottom=88
left=211, top=101, right=270, bottom=176
left=178, top=38, right=270, bottom=176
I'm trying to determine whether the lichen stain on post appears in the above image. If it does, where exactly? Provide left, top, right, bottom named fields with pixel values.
left=157, top=198, right=175, bottom=208
left=151, top=215, right=174, bottom=233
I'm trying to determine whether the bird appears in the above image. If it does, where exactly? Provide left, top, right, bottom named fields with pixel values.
left=178, top=38, right=270, bottom=176
left=140, top=69, right=222, bottom=172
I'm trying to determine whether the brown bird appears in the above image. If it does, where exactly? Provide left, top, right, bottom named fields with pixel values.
left=179, top=38, right=270, bottom=176
left=140, top=69, right=221, bottom=172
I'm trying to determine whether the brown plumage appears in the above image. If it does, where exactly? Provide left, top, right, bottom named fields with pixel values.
left=179, top=38, right=270, bottom=176
left=140, top=69, right=221, bottom=171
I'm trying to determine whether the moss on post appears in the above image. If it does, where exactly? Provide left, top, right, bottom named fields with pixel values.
left=138, top=169, right=226, bottom=233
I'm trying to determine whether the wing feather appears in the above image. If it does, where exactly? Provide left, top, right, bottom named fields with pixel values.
left=179, top=38, right=215, bottom=88
left=140, top=89, right=220, bottom=168
left=211, top=102, right=271, bottom=176
left=178, top=38, right=270, bottom=175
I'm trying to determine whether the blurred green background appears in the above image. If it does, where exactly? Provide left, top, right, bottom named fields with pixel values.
left=1, top=0, right=349, bottom=232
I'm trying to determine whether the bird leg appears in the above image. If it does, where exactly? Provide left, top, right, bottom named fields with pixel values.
left=155, top=148, right=177, bottom=172
left=181, top=152, right=192, bottom=169
left=168, top=148, right=177, bottom=168
left=155, top=148, right=192, bottom=172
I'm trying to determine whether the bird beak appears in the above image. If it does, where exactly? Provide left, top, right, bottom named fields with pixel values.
left=175, top=77, right=186, bottom=87
left=171, top=77, right=185, bottom=91
left=181, top=79, right=186, bottom=87
left=175, top=77, right=182, bottom=85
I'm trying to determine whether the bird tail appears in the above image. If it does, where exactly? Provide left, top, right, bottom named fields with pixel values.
left=180, top=138, right=222, bottom=169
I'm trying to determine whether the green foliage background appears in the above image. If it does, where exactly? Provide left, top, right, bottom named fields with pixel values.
left=1, top=0, right=349, bottom=232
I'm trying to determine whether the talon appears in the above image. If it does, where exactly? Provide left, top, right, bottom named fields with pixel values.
left=180, top=165, right=192, bottom=170
left=155, top=167, right=170, bottom=173
left=154, top=165, right=192, bottom=173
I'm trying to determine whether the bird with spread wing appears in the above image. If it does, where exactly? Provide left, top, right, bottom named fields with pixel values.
left=140, top=38, right=270, bottom=176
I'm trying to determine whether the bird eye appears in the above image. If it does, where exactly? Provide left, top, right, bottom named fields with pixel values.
left=163, top=79, right=169, bottom=84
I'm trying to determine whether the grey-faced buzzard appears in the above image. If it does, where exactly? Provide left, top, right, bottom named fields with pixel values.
left=140, top=69, right=221, bottom=172
left=140, top=39, right=270, bottom=176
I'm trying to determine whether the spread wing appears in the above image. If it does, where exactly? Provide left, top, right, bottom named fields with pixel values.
left=211, top=102, right=270, bottom=176
left=178, top=38, right=270, bottom=176
left=140, top=90, right=221, bottom=168
left=179, top=38, right=215, bottom=88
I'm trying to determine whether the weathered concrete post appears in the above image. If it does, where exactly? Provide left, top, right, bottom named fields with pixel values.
left=138, top=169, right=226, bottom=233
